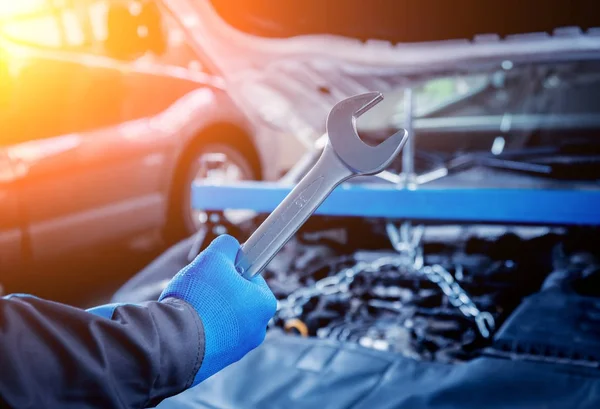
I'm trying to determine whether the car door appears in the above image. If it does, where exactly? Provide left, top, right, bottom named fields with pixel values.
left=0, top=149, right=23, bottom=274
left=123, top=2, right=208, bottom=119
left=106, top=0, right=213, bottom=152
left=1, top=0, right=172, bottom=261
left=1, top=20, right=24, bottom=275
left=79, top=0, right=214, bottom=243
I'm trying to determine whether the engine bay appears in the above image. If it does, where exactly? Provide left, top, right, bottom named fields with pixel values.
left=252, top=218, right=600, bottom=367
left=116, top=191, right=600, bottom=409
left=152, top=216, right=600, bottom=409
left=149, top=216, right=600, bottom=409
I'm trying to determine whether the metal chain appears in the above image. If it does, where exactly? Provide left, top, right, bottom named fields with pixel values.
left=277, top=257, right=495, bottom=338
left=386, top=222, right=425, bottom=269
left=421, top=264, right=495, bottom=338
left=386, top=222, right=495, bottom=338
left=277, top=257, right=404, bottom=318
left=277, top=258, right=495, bottom=338
left=277, top=224, right=496, bottom=339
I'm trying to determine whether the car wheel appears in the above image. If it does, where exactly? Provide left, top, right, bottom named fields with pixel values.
left=180, top=143, right=257, bottom=235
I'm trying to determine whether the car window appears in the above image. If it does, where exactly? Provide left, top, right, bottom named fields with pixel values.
left=358, top=74, right=488, bottom=131
left=150, top=7, right=200, bottom=70
left=60, top=7, right=87, bottom=47
left=0, top=0, right=49, bottom=19
left=87, top=1, right=110, bottom=47
left=87, top=0, right=200, bottom=70
left=378, top=62, right=600, bottom=126
left=407, top=75, right=490, bottom=118
left=1, top=11, right=62, bottom=48
left=0, top=39, right=10, bottom=110
left=0, top=0, right=91, bottom=49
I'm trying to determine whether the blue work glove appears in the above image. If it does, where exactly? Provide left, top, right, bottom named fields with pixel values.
left=158, top=234, right=277, bottom=385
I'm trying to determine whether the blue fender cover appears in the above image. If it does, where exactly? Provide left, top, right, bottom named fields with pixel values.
left=158, top=330, right=600, bottom=409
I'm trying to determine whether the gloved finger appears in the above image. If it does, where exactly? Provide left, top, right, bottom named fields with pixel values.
left=250, top=275, right=278, bottom=316
left=250, top=273, right=271, bottom=290
left=203, top=234, right=240, bottom=261
left=251, top=327, right=268, bottom=349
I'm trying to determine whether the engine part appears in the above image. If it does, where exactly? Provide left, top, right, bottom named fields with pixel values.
left=274, top=253, right=499, bottom=362
left=268, top=223, right=572, bottom=363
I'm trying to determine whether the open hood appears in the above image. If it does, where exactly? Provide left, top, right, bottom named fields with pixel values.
left=206, top=0, right=599, bottom=44
left=165, top=0, right=600, bottom=165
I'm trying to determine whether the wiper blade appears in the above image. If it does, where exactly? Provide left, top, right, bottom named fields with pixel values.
left=403, top=141, right=600, bottom=184
left=443, top=153, right=552, bottom=177
left=494, top=140, right=600, bottom=159
left=444, top=148, right=600, bottom=181
left=475, top=157, right=553, bottom=174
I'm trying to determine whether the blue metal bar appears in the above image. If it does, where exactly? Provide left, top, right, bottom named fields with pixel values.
left=192, top=182, right=600, bottom=225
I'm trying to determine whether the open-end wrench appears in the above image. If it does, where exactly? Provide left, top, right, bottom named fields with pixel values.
left=235, top=92, right=408, bottom=279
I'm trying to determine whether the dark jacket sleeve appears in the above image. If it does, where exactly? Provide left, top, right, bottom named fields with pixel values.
left=0, top=296, right=205, bottom=409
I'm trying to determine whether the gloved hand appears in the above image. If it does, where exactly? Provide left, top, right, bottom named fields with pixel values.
left=158, top=234, right=277, bottom=385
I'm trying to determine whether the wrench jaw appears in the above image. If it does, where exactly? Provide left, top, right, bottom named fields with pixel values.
left=353, top=92, right=384, bottom=117
left=326, top=92, right=408, bottom=175
left=367, top=128, right=408, bottom=174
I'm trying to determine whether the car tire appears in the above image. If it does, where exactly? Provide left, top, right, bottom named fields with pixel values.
left=165, top=134, right=259, bottom=243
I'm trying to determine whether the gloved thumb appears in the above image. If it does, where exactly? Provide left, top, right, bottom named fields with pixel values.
left=201, top=234, right=240, bottom=261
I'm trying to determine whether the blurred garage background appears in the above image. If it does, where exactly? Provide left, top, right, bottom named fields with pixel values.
left=1, top=0, right=598, bottom=306
left=0, top=0, right=277, bottom=305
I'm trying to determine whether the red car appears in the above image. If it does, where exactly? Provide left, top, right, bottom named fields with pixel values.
left=0, top=0, right=278, bottom=280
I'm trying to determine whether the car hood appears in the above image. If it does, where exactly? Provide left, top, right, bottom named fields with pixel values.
left=204, top=0, right=598, bottom=44
left=165, top=1, right=600, bottom=155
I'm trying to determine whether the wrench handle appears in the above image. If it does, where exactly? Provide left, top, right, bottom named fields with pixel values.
left=235, top=142, right=353, bottom=279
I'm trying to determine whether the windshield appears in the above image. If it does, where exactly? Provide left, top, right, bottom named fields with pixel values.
left=360, top=60, right=600, bottom=130
left=362, top=60, right=600, bottom=182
